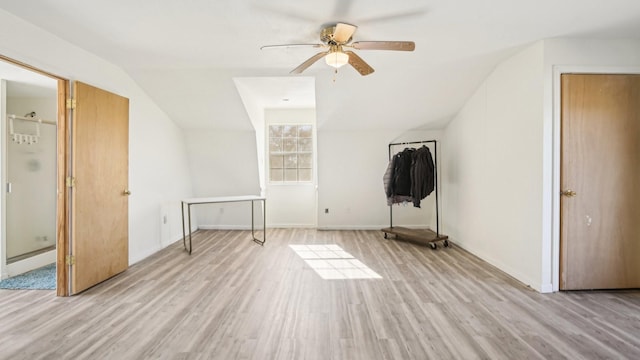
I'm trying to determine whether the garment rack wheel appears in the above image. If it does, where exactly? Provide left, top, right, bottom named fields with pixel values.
left=443, top=240, right=449, bottom=248
left=429, top=242, right=437, bottom=250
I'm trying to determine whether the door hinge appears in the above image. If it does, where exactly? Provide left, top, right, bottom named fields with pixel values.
left=65, top=255, right=76, bottom=266
left=66, top=98, right=76, bottom=110
left=66, top=177, right=76, bottom=188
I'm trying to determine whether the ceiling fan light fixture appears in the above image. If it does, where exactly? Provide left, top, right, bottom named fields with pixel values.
left=325, top=52, right=349, bottom=68
left=263, top=22, right=412, bottom=76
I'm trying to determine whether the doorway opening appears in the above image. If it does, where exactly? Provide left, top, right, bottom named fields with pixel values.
left=0, top=55, right=67, bottom=294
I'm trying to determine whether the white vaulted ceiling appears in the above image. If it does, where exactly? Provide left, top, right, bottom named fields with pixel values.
left=1, top=0, right=639, bottom=130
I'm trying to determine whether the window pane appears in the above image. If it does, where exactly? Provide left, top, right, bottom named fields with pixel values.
left=270, top=169, right=283, bottom=182
left=269, top=138, right=283, bottom=152
left=283, top=138, right=297, bottom=152
left=269, top=125, right=283, bottom=138
left=283, top=125, right=297, bottom=138
left=298, top=169, right=312, bottom=182
left=284, top=154, right=297, bottom=168
left=270, top=155, right=284, bottom=168
left=298, top=138, right=312, bottom=152
left=284, top=169, right=298, bottom=181
left=298, top=125, right=312, bottom=138
left=298, top=153, right=312, bottom=168
left=268, top=123, right=313, bottom=184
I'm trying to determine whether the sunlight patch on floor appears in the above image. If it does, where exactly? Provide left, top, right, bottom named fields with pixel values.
left=289, top=244, right=382, bottom=280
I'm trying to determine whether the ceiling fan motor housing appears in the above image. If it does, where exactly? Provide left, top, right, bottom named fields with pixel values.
left=261, top=22, right=413, bottom=76
left=321, top=25, right=352, bottom=45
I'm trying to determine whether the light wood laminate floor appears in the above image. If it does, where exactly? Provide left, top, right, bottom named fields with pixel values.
left=1, top=229, right=639, bottom=359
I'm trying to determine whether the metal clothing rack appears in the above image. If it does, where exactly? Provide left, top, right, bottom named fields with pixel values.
left=381, top=140, right=449, bottom=249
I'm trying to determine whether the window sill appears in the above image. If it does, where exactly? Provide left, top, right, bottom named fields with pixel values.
left=268, top=182, right=315, bottom=186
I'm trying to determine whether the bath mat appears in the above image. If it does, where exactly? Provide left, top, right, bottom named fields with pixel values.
left=0, top=263, right=56, bottom=290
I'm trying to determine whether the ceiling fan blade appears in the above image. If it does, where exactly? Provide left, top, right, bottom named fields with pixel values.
left=350, top=41, right=415, bottom=51
left=333, top=23, right=357, bottom=43
left=291, top=50, right=331, bottom=74
left=344, top=51, right=374, bottom=76
left=261, top=44, right=325, bottom=50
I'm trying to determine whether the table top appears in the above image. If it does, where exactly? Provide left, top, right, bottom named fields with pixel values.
left=182, top=195, right=266, bottom=205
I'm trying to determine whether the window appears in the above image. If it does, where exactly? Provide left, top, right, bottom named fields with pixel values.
left=269, top=124, right=313, bottom=183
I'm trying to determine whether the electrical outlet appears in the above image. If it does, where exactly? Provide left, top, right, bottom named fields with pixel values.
left=325, top=208, right=329, bottom=214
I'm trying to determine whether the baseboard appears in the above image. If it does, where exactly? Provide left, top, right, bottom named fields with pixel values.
left=451, top=240, right=543, bottom=293
left=539, top=283, right=554, bottom=293
left=318, top=225, right=385, bottom=230
left=160, top=229, right=193, bottom=248
left=198, top=225, right=254, bottom=230
left=198, top=224, right=315, bottom=230
left=129, top=246, right=161, bottom=265
left=131, top=230, right=193, bottom=265
left=197, top=224, right=432, bottom=231
left=317, top=225, right=430, bottom=231
left=265, top=224, right=316, bottom=229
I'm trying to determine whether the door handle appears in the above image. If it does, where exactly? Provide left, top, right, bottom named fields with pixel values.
left=561, top=189, right=577, bottom=197
left=123, top=189, right=132, bottom=196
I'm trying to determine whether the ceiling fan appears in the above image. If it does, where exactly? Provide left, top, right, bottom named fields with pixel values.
left=261, top=22, right=415, bottom=76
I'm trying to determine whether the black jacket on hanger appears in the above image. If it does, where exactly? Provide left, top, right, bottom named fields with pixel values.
left=384, top=145, right=436, bottom=207
left=393, top=148, right=414, bottom=197
left=410, top=146, right=435, bottom=208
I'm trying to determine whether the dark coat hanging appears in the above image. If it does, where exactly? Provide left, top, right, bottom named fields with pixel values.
left=383, top=145, right=435, bottom=208
left=410, top=145, right=435, bottom=208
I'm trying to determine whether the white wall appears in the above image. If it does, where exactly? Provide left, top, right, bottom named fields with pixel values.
left=442, top=38, right=640, bottom=293
left=0, top=9, right=194, bottom=264
left=184, top=129, right=261, bottom=228
left=442, top=42, right=545, bottom=291
left=234, top=78, right=267, bottom=193
left=185, top=124, right=446, bottom=230
left=318, top=129, right=443, bottom=230
left=265, top=109, right=317, bottom=228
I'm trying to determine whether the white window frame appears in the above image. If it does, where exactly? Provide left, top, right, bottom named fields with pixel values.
left=267, top=124, right=313, bottom=184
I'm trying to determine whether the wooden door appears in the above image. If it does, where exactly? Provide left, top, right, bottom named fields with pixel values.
left=560, top=74, right=640, bottom=290
left=70, top=81, right=129, bottom=294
